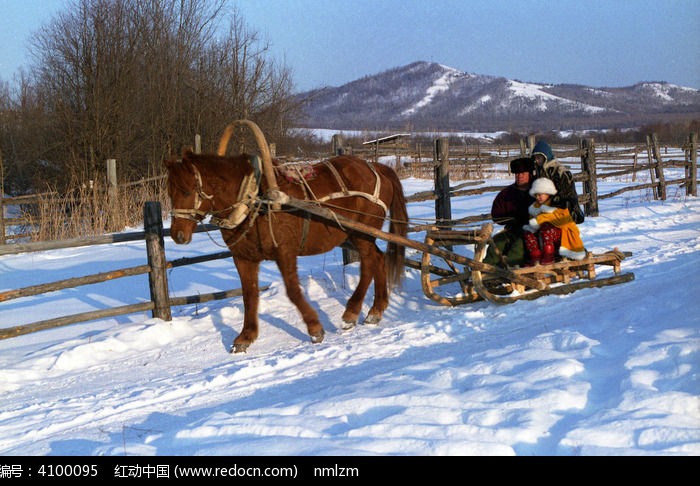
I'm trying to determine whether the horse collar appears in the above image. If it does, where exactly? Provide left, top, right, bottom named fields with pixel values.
left=209, top=156, right=261, bottom=229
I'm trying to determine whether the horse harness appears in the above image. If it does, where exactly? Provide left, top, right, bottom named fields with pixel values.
left=281, top=159, right=388, bottom=251
left=172, top=156, right=388, bottom=250
left=169, top=165, right=215, bottom=222
left=316, top=160, right=387, bottom=213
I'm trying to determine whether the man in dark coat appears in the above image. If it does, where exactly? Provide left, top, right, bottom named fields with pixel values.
left=483, top=157, right=535, bottom=267
left=531, top=140, right=585, bottom=224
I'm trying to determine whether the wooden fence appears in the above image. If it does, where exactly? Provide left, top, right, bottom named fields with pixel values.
left=0, top=134, right=698, bottom=339
left=1, top=135, right=697, bottom=244
left=0, top=202, right=269, bottom=340
left=0, top=171, right=165, bottom=245
left=416, top=134, right=698, bottom=225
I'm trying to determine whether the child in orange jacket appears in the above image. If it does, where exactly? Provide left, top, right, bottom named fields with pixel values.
left=522, top=178, right=587, bottom=266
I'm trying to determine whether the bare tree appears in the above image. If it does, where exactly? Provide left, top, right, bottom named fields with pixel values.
left=188, top=10, right=300, bottom=154
left=11, top=0, right=297, bottom=190
left=0, top=0, right=300, bottom=239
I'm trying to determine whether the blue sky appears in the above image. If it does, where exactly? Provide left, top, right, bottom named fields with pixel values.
left=1, top=0, right=699, bottom=93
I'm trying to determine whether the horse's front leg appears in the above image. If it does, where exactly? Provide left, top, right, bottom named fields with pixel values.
left=276, top=254, right=325, bottom=344
left=230, top=258, right=261, bottom=353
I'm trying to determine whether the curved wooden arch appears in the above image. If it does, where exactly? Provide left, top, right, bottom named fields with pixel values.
left=217, top=119, right=279, bottom=196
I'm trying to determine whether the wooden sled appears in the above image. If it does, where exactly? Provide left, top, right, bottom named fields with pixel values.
left=418, top=223, right=635, bottom=305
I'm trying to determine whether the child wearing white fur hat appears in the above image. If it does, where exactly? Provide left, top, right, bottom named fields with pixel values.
left=522, top=178, right=587, bottom=266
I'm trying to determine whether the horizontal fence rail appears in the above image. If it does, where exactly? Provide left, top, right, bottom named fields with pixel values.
left=0, top=211, right=269, bottom=340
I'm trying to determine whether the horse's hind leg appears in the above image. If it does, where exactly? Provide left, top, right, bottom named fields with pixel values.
left=342, top=238, right=388, bottom=327
left=231, top=258, right=261, bottom=353
left=276, top=254, right=325, bottom=344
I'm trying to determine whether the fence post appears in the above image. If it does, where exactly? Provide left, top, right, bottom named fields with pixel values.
left=195, top=134, right=201, bottom=154
left=0, top=149, right=5, bottom=245
left=526, top=134, right=536, bottom=154
left=647, top=134, right=667, bottom=200
left=687, top=133, right=697, bottom=196
left=106, top=158, right=119, bottom=232
left=580, top=138, right=599, bottom=217
left=144, top=201, right=172, bottom=321
left=645, top=136, right=657, bottom=199
left=433, top=137, right=451, bottom=225
left=332, top=134, right=344, bottom=155
left=106, top=159, right=117, bottom=203
left=334, top=134, right=357, bottom=264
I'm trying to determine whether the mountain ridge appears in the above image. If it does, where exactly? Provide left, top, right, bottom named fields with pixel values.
left=295, top=61, right=700, bottom=131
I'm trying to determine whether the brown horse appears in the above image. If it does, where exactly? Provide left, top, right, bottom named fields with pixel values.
left=164, top=149, right=408, bottom=353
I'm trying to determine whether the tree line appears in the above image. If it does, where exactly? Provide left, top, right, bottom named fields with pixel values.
left=0, top=0, right=301, bottom=196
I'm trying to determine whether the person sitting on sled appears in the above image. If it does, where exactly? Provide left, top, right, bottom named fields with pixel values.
left=522, top=178, right=587, bottom=266
left=483, top=157, right=536, bottom=267
left=531, top=140, right=585, bottom=225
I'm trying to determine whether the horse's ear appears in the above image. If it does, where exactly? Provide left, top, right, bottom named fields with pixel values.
left=181, top=146, right=194, bottom=159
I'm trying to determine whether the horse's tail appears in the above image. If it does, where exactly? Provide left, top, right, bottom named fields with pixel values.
left=383, top=167, right=408, bottom=292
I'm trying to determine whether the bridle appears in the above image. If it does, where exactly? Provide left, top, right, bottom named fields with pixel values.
left=170, top=161, right=260, bottom=229
left=170, top=163, right=214, bottom=223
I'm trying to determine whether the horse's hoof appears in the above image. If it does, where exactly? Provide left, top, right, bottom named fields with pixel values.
left=342, top=310, right=359, bottom=324
left=364, top=314, right=382, bottom=325
left=341, top=319, right=357, bottom=330
left=230, top=342, right=249, bottom=353
left=310, top=329, right=325, bottom=344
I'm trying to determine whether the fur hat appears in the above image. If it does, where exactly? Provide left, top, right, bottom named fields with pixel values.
left=510, top=157, right=534, bottom=174
left=529, top=178, right=557, bottom=196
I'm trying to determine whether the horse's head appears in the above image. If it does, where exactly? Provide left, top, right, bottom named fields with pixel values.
left=164, top=150, right=213, bottom=244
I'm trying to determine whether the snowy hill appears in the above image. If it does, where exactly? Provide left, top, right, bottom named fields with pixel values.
left=296, top=61, right=700, bottom=131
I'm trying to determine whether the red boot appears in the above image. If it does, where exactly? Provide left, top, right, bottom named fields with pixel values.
left=540, top=224, right=562, bottom=265
left=523, top=231, right=542, bottom=267
left=541, top=243, right=556, bottom=265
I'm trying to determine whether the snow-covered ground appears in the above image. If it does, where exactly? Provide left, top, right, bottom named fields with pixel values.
left=0, top=169, right=698, bottom=456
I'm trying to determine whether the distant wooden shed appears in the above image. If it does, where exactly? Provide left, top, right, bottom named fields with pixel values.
left=362, top=133, right=411, bottom=148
